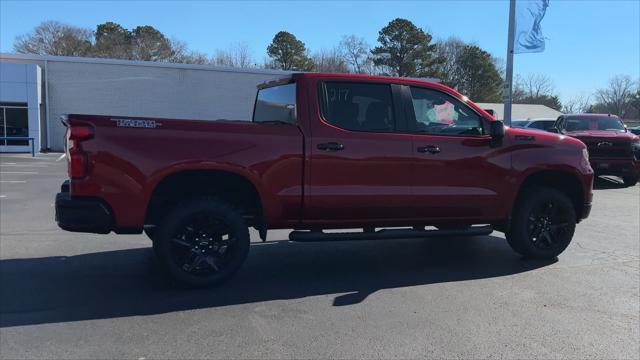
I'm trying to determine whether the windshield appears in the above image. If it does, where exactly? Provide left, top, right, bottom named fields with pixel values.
left=565, top=116, right=625, bottom=131
left=511, top=120, right=529, bottom=128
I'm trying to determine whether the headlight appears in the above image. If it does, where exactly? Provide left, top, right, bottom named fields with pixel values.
left=632, top=140, right=640, bottom=160
left=582, top=148, right=589, bottom=161
left=580, top=148, right=591, bottom=170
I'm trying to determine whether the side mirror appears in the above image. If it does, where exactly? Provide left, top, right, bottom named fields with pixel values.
left=490, top=121, right=505, bottom=139
left=548, top=127, right=560, bottom=133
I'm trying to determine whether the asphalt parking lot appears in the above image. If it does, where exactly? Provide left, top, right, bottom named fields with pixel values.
left=0, top=153, right=638, bottom=359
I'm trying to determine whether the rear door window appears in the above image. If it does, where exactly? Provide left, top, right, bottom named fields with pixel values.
left=321, top=82, right=396, bottom=132
left=253, top=83, right=297, bottom=124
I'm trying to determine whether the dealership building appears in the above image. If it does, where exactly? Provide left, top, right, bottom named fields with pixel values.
left=1, top=53, right=567, bottom=153
left=0, top=53, right=291, bottom=152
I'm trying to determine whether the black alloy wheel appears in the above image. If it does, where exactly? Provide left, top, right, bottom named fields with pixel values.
left=154, top=198, right=250, bottom=287
left=506, top=187, right=576, bottom=259
left=526, top=201, right=572, bottom=251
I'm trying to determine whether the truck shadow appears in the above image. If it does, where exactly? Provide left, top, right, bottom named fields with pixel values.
left=0, top=235, right=554, bottom=328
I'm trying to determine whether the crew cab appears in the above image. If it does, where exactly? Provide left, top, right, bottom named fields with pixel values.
left=552, top=114, right=640, bottom=186
left=55, top=73, right=594, bottom=287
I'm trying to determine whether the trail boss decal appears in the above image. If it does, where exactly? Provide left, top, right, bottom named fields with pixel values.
left=111, top=118, right=162, bottom=129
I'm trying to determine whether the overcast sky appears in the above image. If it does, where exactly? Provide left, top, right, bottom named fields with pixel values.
left=1, top=0, right=638, bottom=101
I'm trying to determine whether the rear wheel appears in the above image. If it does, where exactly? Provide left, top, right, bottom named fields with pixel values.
left=622, top=175, right=638, bottom=187
left=506, top=187, right=576, bottom=259
left=154, top=198, right=250, bottom=287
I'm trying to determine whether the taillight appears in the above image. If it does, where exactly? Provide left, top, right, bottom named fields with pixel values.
left=68, top=148, right=88, bottom=179
left=67, top=124, right=94, bottom=179
left=69, top=126, right=93, bottom=141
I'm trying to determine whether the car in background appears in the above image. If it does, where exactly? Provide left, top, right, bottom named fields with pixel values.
left=628, top=126, right=640, bottom=135
left=552, top=114, right=640, bottom=187
left=510, top=118, right=557, bottom=131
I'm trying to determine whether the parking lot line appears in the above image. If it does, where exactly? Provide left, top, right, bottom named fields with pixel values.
left=0, top=180, right=27, bottom=183
left=0, top=171, right=39, bottom=174
left=56, top=153, right=66, bottom=161
left=0, top=164, right=49, bottom=168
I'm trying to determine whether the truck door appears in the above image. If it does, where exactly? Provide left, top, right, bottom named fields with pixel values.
left=304, top=80, right=414, bottom=224
left=403, top=85, right=509, bottom=221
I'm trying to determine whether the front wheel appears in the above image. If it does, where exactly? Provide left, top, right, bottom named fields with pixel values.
left=154, top=198, right=250, bottom=287
left=506, top=187, right=576, bottom=259
left=622, top=175, right=638, bottom=187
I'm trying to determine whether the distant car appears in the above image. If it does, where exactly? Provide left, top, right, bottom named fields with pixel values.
left=554, top=114, right=640, bottom=187
left=629, top=126, right=640, bottom=135
left=510, top=118, right=557, bottom=131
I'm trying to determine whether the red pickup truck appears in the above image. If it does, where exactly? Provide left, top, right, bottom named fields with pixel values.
left=551, top=114, right=640, bottom=187
left=55, top=73, right=594, bottom=287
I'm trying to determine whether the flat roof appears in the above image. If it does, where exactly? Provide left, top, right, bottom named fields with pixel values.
left=0, top=52, right=292, bottom=76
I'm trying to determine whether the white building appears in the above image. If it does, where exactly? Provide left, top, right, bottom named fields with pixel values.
left=0, top=53, right=291, bottom=152
left=475, top=102, right=563, bottom=121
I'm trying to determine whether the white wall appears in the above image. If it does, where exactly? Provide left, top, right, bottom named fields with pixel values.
left=0, top=62, right=41, bottom=152
left=1, top=54, right=291, bottom=151
left=44, top=61, right=288, bottom=150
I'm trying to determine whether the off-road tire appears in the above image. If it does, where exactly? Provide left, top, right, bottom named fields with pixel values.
left=506, top=187, right=576, bottom=259
left=153, top=197, right=250, bottom=287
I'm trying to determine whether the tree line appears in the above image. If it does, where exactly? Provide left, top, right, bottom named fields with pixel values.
left=13, top=19, right=639, bottom=118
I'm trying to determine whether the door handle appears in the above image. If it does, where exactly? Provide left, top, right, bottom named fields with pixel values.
left=417, top=145, right=441, bottom=154
left=317, top=142, right=344, bottom=151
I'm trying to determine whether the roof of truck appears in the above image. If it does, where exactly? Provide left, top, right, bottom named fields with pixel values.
left=562, top=113, right=619, bottom=118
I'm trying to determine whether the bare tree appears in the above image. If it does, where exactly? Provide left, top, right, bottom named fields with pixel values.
left=212, top=42, right=255, bottom=68
left=511, top=74, right=562, bottom=110
left=593, top=75, right=638, bottom=118
left=518, top=74, right=555, bottom=98
left=171, top=40, right=208, bottom=64
left=14, top=20, right=93, bottom=56
left=339, top=35, right=370, bottom=73
left=562, top=95, right=592, bottom=114
left=311, top=47, right=350, bottom=73
left=434, top=37, right=466, bottom=85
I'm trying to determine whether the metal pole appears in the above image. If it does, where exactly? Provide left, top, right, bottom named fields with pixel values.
left=44, top=59, right=51, bottom=151
left=503, top=0, right=516, bottom=126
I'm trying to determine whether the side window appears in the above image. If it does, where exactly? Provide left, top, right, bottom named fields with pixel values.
left=542, top=121, right=555, bottom=130
left=529, top=121, right=545, bottom=130
left=253, top=83, right=296, bottom=124
left=321, top=82, right=395, bottom=132
left=409, top=87, right=483, bottom=136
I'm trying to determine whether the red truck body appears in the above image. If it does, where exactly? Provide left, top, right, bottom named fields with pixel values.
left=56, top=73, right=594, bottom=286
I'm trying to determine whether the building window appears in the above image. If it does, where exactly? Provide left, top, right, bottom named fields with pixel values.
left=0, top=103, right=29, bottom=146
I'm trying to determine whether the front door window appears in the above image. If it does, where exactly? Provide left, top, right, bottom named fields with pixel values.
left=409, top=87, right=483, bottom=136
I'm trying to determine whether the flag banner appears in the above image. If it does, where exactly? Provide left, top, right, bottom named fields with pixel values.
left=514, top=0, right=549, bottom=53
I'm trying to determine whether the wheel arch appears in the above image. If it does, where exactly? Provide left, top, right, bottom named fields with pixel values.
left=514, top=169, right=587, bottom=221
left=144, top=167, right=266, bottom=229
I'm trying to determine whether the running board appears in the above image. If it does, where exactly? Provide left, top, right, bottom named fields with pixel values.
left=288, top=226, right=493, bottom=242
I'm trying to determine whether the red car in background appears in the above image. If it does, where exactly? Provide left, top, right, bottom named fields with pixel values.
left=552, top=114, right=640, bottom=186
